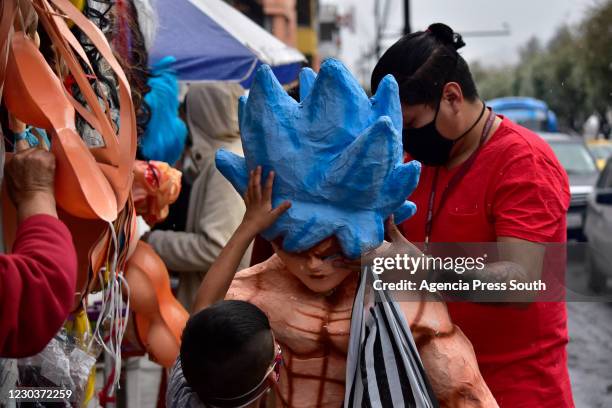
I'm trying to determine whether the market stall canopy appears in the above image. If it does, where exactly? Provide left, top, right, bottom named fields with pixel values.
left=150, top=0, right=305, bottom=87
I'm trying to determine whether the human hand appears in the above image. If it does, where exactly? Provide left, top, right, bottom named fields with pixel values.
left=379, top=215, right=423, bottom=259
left=332, top=215, right=424, bottom=272
left=240, top=166, right=291, bottom=236
left=6, top=146, right=57, bottom=221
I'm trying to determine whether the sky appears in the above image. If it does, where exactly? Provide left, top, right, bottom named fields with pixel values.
left=325, top=0, right=598, bottom=83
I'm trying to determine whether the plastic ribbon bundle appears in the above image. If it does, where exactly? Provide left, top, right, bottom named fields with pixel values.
left=88, top=214, right=134, bottom=397
left=1, top=0, right=139, bottom=395
left=1, top=0, right=192, bottom=401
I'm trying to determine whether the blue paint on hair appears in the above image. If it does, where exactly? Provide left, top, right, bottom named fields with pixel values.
left=216, top=59, right=421, bottom=258
left=140, top=56, right=187, bottom=164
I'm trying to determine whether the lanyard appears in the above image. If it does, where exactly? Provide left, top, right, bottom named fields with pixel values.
left=424, top=108, right=496, bottom=252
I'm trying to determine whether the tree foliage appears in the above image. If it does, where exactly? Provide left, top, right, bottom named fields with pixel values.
left=473, top=0, right=611, bottom=133
left=581, top=0, right=612, bottom=117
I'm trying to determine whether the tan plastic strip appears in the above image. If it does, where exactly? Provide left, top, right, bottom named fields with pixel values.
left=51, top=7, right=116, bottom=132
left=47, top=0, right=136, bottom=146
left=45, top=0, right=137, bottom=209
left=0, top=0, right=17, bottom=97
left=36, top=1, right=119, bottom=159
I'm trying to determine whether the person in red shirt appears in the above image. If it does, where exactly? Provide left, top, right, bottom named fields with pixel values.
left=370, top=23, right=574, bottom=407
left=0, top=144, right=77, bottom=357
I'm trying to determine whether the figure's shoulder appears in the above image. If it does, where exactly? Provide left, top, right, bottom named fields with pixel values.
left=234, top=255, right=286, bottom=279
left=226, top=255, right=308, bottom=322
left=226, top=255, right=288, bottom=301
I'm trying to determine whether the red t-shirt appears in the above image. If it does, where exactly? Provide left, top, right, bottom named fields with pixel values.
left=401, top=117, right=574, bottom=407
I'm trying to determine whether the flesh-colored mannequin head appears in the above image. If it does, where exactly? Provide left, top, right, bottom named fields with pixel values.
left=272, top=237, right=355, bottom=294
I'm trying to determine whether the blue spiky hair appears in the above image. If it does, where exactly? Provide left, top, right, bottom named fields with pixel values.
left=216, top=59, right=420, bottom=259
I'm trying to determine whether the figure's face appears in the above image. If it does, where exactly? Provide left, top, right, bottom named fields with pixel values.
left=273, top=237, right=354, bottom=294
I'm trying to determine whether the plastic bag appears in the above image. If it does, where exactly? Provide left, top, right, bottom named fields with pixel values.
left=17, top=329, right=99, bottom=407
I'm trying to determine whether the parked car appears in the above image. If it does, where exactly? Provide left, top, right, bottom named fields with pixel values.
left=489, top=97, right=558, bottom=132
left=587, top=139, right=612, bottom=171
left=539, top=133, right=599, bottom=240
left=584, top=157, right=612, bottom=292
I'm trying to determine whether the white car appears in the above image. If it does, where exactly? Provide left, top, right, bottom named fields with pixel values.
left=584, top=157, right=612, bottom=292
left=539, top=133, right=599, bottom=240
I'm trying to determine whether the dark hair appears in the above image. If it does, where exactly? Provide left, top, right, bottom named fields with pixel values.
left=113, top=0, right=152, bottom=139
left=180, top=300, right=274, bottom=403
left=371, top=23, right=478, bottom=107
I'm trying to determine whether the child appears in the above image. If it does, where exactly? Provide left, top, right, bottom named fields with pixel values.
left=167, top=166, right=290, bottom=408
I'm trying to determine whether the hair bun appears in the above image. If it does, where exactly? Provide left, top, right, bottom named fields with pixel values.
left=427, top=23, right=466, bottom=50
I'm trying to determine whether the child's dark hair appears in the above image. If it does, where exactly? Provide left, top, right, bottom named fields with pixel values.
left=371, top=23, right=478, bottom=107
left=180, top=300, right=274, bottom=403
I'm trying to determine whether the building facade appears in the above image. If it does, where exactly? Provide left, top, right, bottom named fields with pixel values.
left=296, top=0, right=319, bottom=69
left=226, top=0, right=319, bottom=69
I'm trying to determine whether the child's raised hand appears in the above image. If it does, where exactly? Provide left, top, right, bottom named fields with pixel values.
left=194, top=166, right=290, bottom=311
left=241, top=166, right=291, bottom=235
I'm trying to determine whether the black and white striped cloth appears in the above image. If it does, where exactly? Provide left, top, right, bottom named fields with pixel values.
left=344, top=268, right=439, bottom=408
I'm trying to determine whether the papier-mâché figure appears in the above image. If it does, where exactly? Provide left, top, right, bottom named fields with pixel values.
left=217, top=59, right=497, bottom=408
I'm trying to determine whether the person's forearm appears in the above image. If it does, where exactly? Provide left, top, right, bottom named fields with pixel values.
left=17, top=192, right=57, bottom=223
left=0, top=215, right=77, bottom=357
left=192, top=224, right=256, bottom=313
left=454, top=261, right=529, bottom=285
left=438, top=261, right=532, bottom=302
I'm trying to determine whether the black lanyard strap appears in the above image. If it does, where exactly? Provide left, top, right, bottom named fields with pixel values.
left=424, top=107, right=496, bottom=249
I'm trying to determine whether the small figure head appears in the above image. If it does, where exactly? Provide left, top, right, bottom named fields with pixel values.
left=180, top=300, right=281, bottom=407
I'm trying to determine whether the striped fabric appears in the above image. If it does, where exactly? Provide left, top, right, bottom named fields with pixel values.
left=344, top=268, right=439, bottom=408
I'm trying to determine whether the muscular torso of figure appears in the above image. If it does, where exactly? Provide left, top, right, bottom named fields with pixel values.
left=227, top=255, right=497, bottom=408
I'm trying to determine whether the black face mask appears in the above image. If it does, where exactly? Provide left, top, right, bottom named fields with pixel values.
left=403, top=101, right=486, bottom=166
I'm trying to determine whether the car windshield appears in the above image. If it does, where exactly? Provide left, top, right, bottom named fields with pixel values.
left=589, top=144, right=612, bottom=161
left=549, top=142, right=597, bottom=174
left=501, top=109, right=548, bottom=131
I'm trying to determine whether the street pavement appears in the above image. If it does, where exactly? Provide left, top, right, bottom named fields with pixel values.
left=567, top=256, right=612, bottom=408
